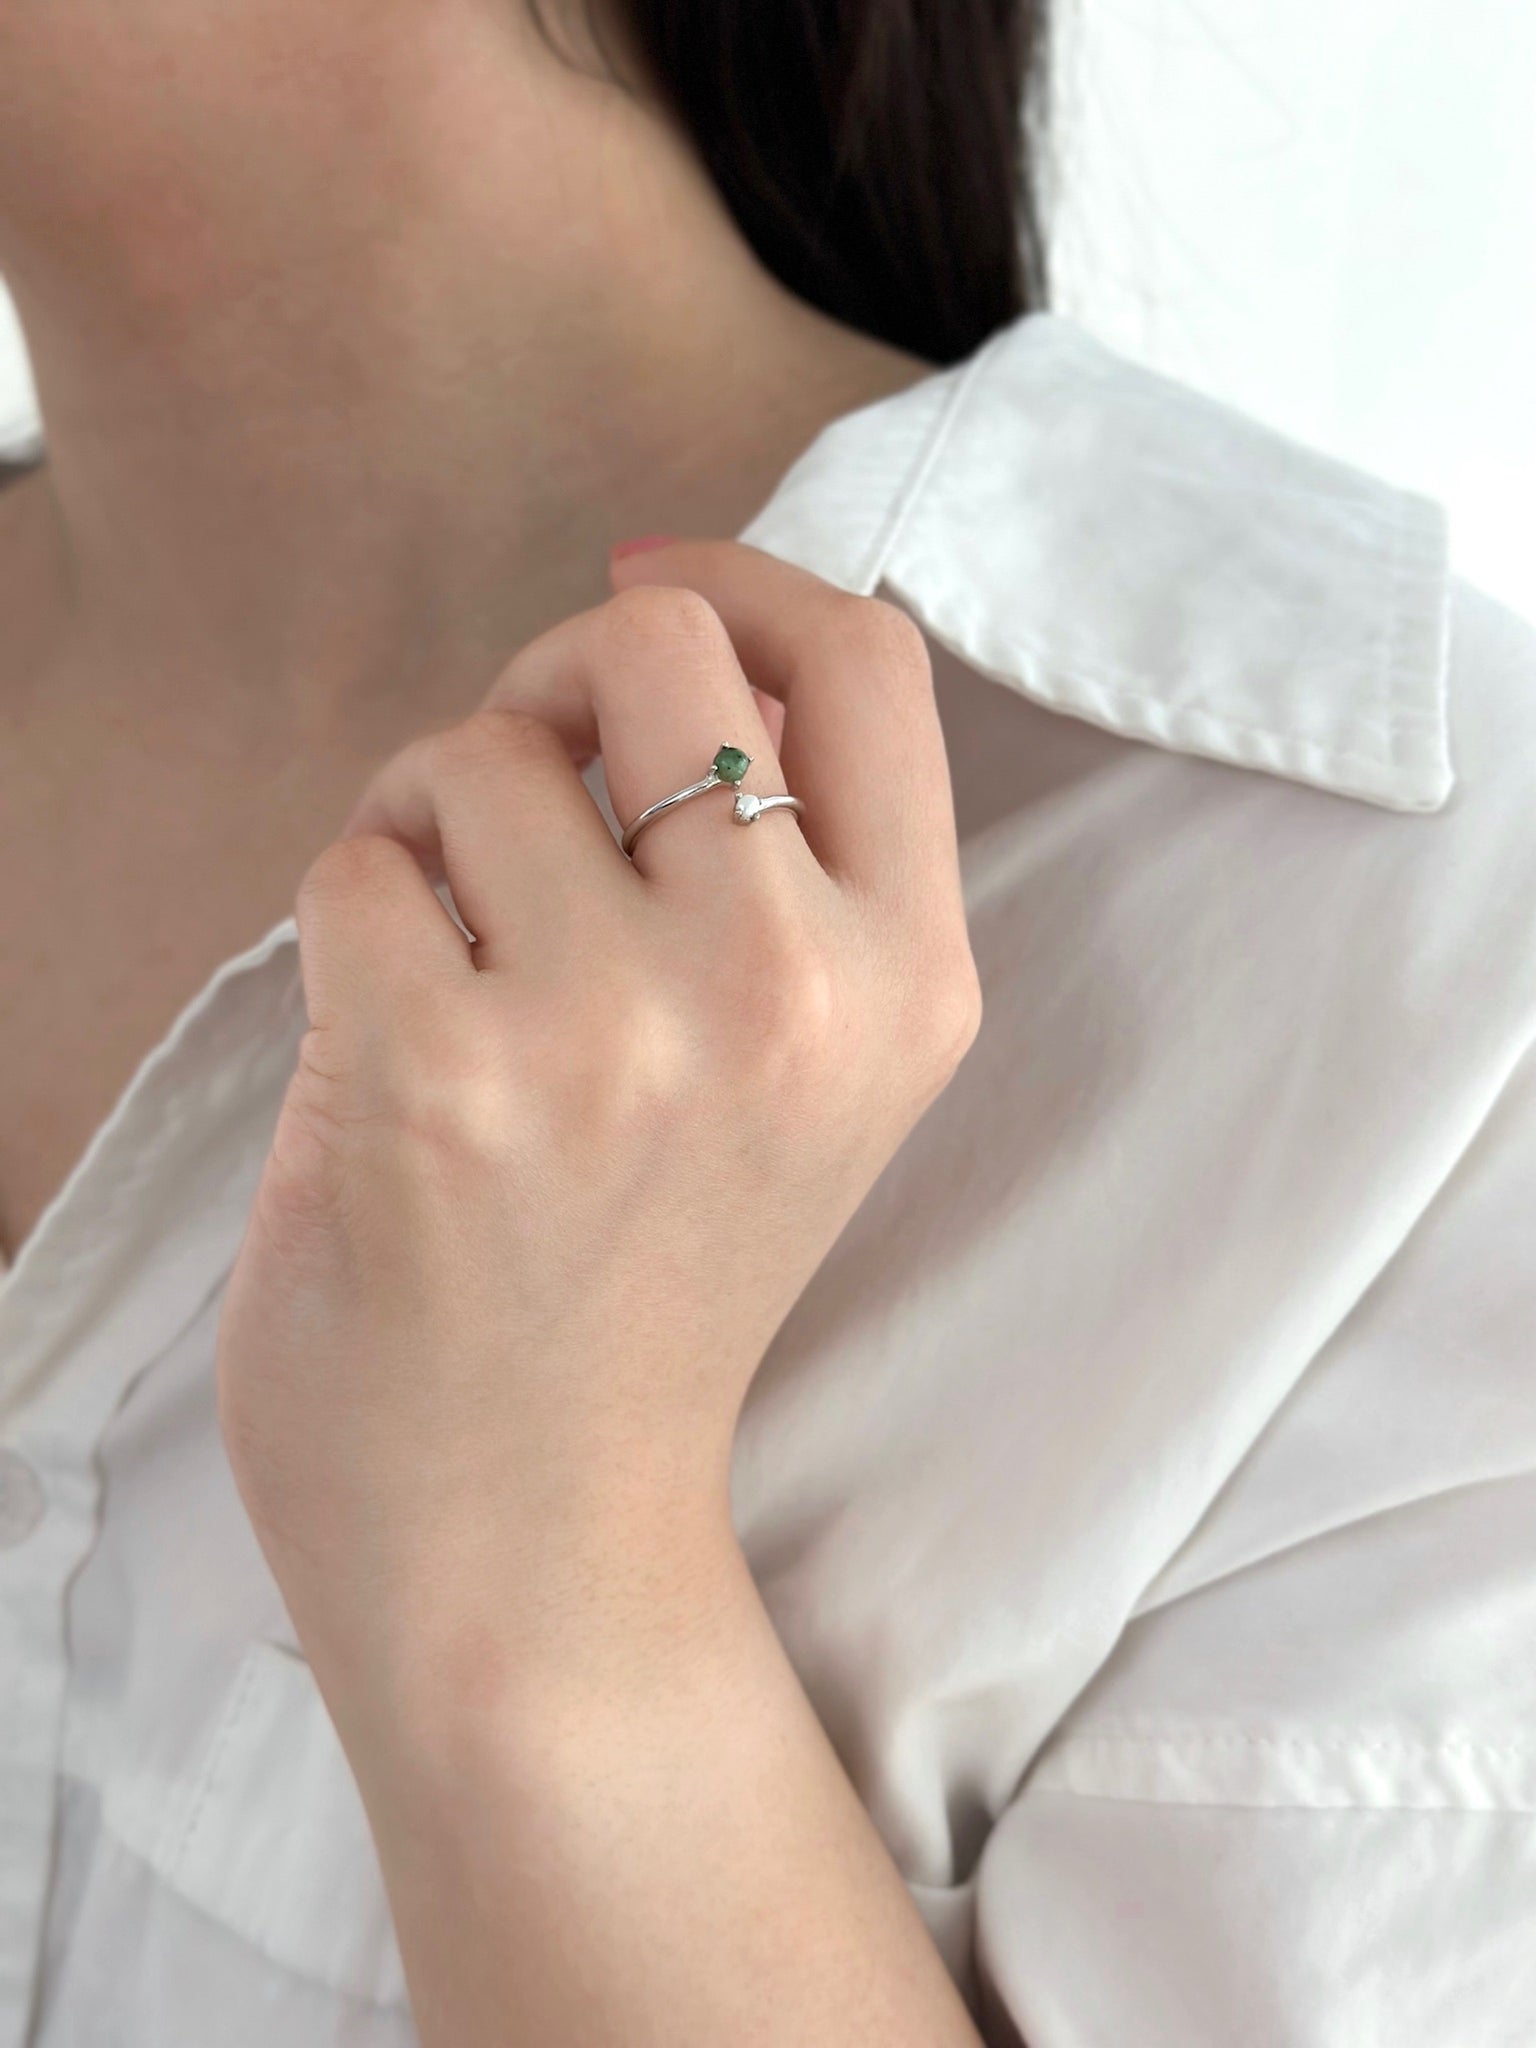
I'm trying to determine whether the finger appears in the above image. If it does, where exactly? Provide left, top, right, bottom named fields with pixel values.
left=751, top=685, right=786, bottom=751
left=484, top=585, right=820, bottom=892
left=294, top=831, right=474, bottom=1035
left=474, top=614, right=781, bottom=769
left=608, top=541, right=959, bottom=916
left=341, top=707, right=636, bottom=970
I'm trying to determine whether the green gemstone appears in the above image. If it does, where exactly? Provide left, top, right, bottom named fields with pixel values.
left=712, top=745, right=751, bottom=785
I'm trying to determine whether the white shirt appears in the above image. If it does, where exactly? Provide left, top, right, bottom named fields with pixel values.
left=2, top=310, right=1534, bottom=2047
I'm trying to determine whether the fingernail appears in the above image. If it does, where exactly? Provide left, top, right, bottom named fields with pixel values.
left=610, top=533, right=677, bottom=561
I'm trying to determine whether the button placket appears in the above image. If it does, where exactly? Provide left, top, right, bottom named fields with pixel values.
left=0, top=916, right=304, bottom=2048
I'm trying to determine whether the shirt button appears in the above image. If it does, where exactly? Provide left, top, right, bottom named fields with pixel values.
left=0, top=1447, right=47, bottom=1548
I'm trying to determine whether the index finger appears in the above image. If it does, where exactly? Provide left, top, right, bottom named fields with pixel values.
left=608, top=540, right=963, bottom=917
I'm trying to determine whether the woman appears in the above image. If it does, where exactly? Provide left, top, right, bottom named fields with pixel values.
left=0, top=2, right=1532, bottom=2043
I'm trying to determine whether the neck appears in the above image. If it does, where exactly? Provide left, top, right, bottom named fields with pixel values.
left=3, top=14, right=927, bottom=750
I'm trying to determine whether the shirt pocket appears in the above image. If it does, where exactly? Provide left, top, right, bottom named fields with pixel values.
left=106, top=1637, right=409, bottom=2009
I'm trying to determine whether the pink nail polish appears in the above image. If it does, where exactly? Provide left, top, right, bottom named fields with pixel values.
left=610, top=533, right=677, bottom=561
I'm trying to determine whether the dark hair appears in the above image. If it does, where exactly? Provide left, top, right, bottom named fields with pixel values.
left=561, top=1, right=1050, bottom=367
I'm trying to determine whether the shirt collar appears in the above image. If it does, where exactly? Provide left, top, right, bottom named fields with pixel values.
left=740, top=312, right=1453, bottom=813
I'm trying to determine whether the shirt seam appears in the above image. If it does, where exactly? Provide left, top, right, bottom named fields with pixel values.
left=1024, top=1788, right=1536, bottom=1819
left=166, top=1646, right=264, bottom=1882
left=1027, top=1730, right=1536, bottom=1816
left=1045, top=1731, right=1536, bottom=1761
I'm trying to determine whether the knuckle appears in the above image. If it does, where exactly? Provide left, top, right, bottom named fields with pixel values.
left=733, top=936, right=846, bottom=1078
left=297, top=832, right=408, bottom=912
left=435, top=705, right=556, bottom=779
left=390, top=1061, right=518, bottom=1171
left=603, top=583, right=729, bottom=661
left=913, top=950, right=985, bottom=1080
left=827, top=593, right=931, bottom=678
left=300, top=1003, right=504, bottom=1149
left=366, top=1027, right=528, bottom=1184
left=557, top=980, right=697, bottom=1134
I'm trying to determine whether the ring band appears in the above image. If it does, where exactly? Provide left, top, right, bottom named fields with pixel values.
left=620, top=744, right=805, bottom=859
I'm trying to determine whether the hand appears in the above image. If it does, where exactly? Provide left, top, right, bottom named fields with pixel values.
left=215, top=541, right=982, bottom=1729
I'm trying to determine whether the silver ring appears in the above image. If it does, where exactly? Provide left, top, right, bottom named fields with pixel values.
left=620, top=744, right=804, bottom=860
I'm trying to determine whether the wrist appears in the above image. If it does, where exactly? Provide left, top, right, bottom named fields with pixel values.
left=317, top=1489, right=755, bottom=1779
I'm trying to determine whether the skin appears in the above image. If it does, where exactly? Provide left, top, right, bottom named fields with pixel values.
left=0, top=0, right=926, bottom=1252
left=2, top=2, right=988, bottom=2041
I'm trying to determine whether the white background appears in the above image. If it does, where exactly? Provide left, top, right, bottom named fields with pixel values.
left=4, top=0, right=1532, bottom=616
left=1046, top=0, right=1535, bottom=618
